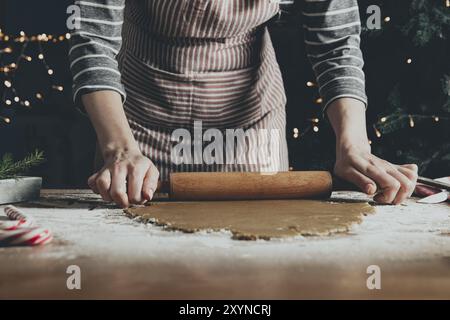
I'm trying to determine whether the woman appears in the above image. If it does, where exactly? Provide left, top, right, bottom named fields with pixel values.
left=69, top=0, right=417, bottom=208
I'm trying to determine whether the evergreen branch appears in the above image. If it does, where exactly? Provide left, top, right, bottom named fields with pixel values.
left=0, top=150, right=45, bottom=179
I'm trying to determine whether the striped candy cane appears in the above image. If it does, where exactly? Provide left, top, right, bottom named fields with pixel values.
left=0, top=206, right=52, bottom=247
left=0, top=227, right=53, bottom=246
left=0, top=205, right=36, bottom=231
left=4, top=205, right=34, bottom=221
left=0, top=219, right=35, bottom=231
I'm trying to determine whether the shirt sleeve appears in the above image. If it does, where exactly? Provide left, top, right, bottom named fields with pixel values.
left=302, top=0, right=367, bottom=114
left=69, top=0, right=126, bottom=108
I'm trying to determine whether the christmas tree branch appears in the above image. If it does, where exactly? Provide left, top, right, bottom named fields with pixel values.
left=0, top=150, right=45, bottom=179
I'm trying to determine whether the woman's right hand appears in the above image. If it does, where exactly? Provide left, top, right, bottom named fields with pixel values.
left=81, top=90, right=160, bottom=208
left=88, top=148, right=159, bottom=208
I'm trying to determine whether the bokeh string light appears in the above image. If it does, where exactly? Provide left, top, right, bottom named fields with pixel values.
left=292, top=76, right=448, bottom=143
left=0, top=30, right=68, bottom=124
left=291, top=0, right=449, bottom=145
left=372, top=114, right=449, bottom=138
left=293, top=77, right=450, bottom=144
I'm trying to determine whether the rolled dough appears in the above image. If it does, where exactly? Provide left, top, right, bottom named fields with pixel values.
left=126, top=200, right=374, bottom=240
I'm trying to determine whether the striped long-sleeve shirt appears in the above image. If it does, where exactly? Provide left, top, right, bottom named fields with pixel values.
left=302, top=0, right=367, bottom=111
left=69, top=0, right=126, bottom=104
left=69, top=0, right=367, bottom=114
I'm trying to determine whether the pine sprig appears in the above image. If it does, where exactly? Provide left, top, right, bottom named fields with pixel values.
left=0, top=150, right=45, bottom=179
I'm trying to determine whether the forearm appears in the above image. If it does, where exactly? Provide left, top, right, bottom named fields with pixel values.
left=82, top=90, right=140, bottom=158
left=326, top=98, right=369, bottom=151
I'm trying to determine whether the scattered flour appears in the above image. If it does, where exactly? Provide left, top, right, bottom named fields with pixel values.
left=1, top=191, right=449, bottom=267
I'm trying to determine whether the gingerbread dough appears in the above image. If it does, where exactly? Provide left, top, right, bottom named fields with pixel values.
left=126, top=200, right=374, bottom=240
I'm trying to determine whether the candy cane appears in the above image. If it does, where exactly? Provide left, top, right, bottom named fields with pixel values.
left=0, top=206, right=53, bottom=247
left=0, top=227, right=53, bottom=246
left=0, top=219, right=35, bottom=231
left=4, top=205, right=34, bottom=222
left=0, top=206, right=36, bottom=231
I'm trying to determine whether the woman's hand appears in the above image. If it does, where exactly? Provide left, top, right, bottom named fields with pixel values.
left=327, top=98, right=418, bottom=204
left=81, top=90, right=159, bottom=208
left=335, top=143, right=418, bottom=204
left=88, top=148, right=159, bottom=208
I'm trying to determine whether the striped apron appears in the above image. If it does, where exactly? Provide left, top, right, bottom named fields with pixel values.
left=118, top=0, right=289, bottom=181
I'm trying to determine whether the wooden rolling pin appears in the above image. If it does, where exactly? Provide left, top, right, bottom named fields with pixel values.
left=157, top=171, right=356, bottom=201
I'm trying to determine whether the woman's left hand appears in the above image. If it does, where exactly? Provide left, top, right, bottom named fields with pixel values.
left=326, top=97, right=418, bottom=205
left=334, top=142, right=418, bottom=204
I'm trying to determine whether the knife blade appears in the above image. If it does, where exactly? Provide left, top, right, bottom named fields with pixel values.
left=417, top=191, right=449, bottom=204
left=417, top=176, right=450, bottom=191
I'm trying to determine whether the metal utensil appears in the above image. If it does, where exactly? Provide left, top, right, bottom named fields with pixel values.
left=417, top=176, right=450, bottom=191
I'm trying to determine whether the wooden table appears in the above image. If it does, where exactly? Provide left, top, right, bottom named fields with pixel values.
left=1, top=189, right=449, bottom=299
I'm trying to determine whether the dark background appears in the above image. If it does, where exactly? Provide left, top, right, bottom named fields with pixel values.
left=0, top=0, right=448, bottom=188
left=1, top=0, right=105, bottom=187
